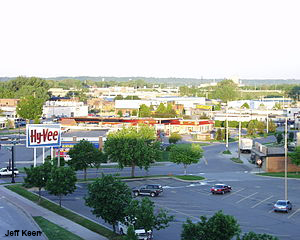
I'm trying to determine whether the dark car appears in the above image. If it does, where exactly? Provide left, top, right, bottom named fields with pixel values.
left=210, top=184, right=231, bottom=194
left=133, top=184, right=163, bottom=197
left=273, top=200, right=292, bottom=213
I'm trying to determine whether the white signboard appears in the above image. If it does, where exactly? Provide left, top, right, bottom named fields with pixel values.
left=26, top=124, right=61, bottom=148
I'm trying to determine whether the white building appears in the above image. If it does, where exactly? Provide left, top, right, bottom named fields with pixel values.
left=42, top=101, right=88, bottom=118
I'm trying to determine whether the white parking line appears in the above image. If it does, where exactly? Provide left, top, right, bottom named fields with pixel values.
left=222, top=188, right=245, bottom=199
left=288, top=208, right=300, bottom=219
left=251, top=196, right=273, bottom=208
left=236, top=192, right=258, bottom=204
left=189, top=189, right=211, bottom=196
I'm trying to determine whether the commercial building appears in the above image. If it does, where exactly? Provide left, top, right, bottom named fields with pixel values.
left=42, top=101, right=88, bottom=118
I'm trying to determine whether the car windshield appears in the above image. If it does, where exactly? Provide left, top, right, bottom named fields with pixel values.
left=276, top=201, right=287, bottom=206
left=214, top=185, right=224, bottom=188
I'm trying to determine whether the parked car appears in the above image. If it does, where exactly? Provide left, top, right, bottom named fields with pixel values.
left=133, top=184, right=163, bottom=197
left=117, top=220, right=153, bottom=240
left=273, top=200, right=292, bottom=213
left=0, top=167, right=19, bottom=177
left=210, top=184, right=231, bottom=194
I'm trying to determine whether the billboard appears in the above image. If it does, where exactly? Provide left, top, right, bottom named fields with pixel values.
left=26, top=124, right=61, bottom=148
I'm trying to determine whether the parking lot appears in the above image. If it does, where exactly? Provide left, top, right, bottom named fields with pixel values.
left=40, top=175, right=300, bottom=240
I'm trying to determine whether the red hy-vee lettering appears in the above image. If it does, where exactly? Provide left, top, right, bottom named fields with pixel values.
left=30, top=129, right=59, bottom=144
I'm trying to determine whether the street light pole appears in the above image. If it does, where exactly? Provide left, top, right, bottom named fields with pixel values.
left=284, top=117, right=288, bottom=200
left=238, top=110, right=241, bottom=160
left=226, top=106, right=229, bottom=150
left=266, top=114, right=269, bottom=134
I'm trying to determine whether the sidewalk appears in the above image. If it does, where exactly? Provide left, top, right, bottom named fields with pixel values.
left=0, top=185, right=107, bottom=240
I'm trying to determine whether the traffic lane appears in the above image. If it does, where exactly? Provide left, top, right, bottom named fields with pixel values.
left=0, top=197, right=45, bottom=239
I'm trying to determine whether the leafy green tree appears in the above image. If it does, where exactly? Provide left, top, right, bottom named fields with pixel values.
left=124, top=225, right=138, bottom=240
left=85, top=174, right=132, bottom=232
left=213, top=104, right=221, bottom=111
left=268, top=120, right=276, bottom=133
left=139, top=104, right=151, bottom=117
left=288, top=146, right=300, bottom=166
left=170, top=144, right=203, bottom=175
left=44, top=156, right=65, bottom=167
left=216, top=128, right=223, bottom=140
left=211, top=80, right=240, bottom=102
left=275, top=132, right=283, bottom=144
left=169, top=132, right=182, bottom=144
left=181, top=211, right=241, bottom=240
left=46, top=167, right=77, bottom=207
left=16, top=95, right=44, bottom=122
left=104, top=126, right=161, bottom=177
left=288, top=85, right=300, bottom=101
left=273, top=102, right=282, bottom=110
left=24, top=164, right=52, bottom=202
left=241, top=102, right=250, bottom=109
left=131, top=110, right=137, bottom=116
left=256, top=121, right=266, bottom=134
left=166, top=103, right=176, bottom=116
left=117, top=110, right=123, bottom=117
left=125, top=96, right=140, bottom=100
left=247, top=121, right=256, bottom=136
left=156, top=103, right=166, bottom=114
left=238, top=231, right=278, bottom=240
left=115, top=95, right=124, bottom=100
left=125, top=197, right=174, bottom=232
left=67, top=140, right=106, bottom=180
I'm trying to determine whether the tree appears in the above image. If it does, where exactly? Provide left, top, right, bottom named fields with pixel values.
left=117, top=110, right=123, bottom=117
left=268, top=120, right=276, bottom=133
left=275, top=132, right=283, bottom=144
left=288, top=146, right=300, bottom=166
left=46, top=167, right=77, bottom=207
left=211, top=80, right=240, bottom=102
left=169, top=144, right=203, bottom=175
left=16, top=95, right=44, bottom=122
left=169, top=132, right=182, bottom=144
left=256, top=121, right=266, bottom=134
left=273, top=102, right=282, bottom=110
left=24, top=163, right=52, bottom=202
left=131, top=110, right=137, bottom=116
left=215, top=128, right=223, bottom=140
left=125, top=197, right=174, bottom=232
left=156, top=103, right=166, bottom=114
left=85, top=174, right=132, bottom=232
left=238, top=231, right=278, bottom=240
left=247, top=121, right=256, bottom=136
left=139, top=104, right=151, bottom=117
left=67, top=140, right=106, bottom=181
left=104, top=126, right=161, bottom=177
left=124, top=225, right=138, bottom=240
left=181, top=211, right=241, bottom=240
left=241, top=102, right=250, bottom=109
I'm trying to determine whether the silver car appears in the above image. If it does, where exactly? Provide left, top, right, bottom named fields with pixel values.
left=273, top=200, right=292, bottom=213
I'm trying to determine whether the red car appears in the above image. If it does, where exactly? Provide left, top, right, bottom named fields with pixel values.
left=210, top=184, right=231, bottom=194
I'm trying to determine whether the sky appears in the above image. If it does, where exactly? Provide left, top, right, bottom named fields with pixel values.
left=1, top=0, right=300, bottom=79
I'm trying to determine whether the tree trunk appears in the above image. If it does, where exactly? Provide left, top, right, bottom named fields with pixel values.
left=131, top=164, right=135, bottom=178
left=184, top=164, right=187, bottom=175
left=113, top=223, right=116, bottom=233
left=38, top=188, right=41, bottom=204
left=59, top=195, right=62, bottom=207
left=84, top=168, right=87, bottom=181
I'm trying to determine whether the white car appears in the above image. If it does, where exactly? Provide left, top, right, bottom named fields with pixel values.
left=0, top=167, right=19, bottom=177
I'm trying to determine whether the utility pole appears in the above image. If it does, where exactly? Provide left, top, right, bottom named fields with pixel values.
left=11, top=144, right=15, bottom=183
left=284, top=117, right=288, bottom=200
left=266, top=114, right=269, bottom=134
left=226, top=106, right=229, bottom=150
left=238, top=110, right=241, bottom=160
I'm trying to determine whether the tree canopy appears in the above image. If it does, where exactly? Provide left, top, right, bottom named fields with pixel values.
left=124, top=197, right=174, bottom=232
left=104, top=126, right=161, bottom=177
left=16, top=95, right=44, bottom=121
left=288, top=146, right=300, bottom=166
left=67, top=140, right=106, bottom=180
left=170, top=144, right=203, bottom=175
left=139, top=104, right=151, bottom=117
left=211, top=80, right=240, bottom=102
left=46, top=167, right=77, bottom=207
left=85, top=174, right=132, bottom=232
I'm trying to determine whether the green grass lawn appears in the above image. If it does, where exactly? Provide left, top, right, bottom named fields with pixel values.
left=230, top=158, right=243, bottom=164
left=223, top=150, right=232, bottom=154
left=33, top=216, right=84, bottom=240
left=174, top=175, right=205, bottom=181
left=5, top=185, right=123, bottom=240
left=257, top=172, right=300, bottom=179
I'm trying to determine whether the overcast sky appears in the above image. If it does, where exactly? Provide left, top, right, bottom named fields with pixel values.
left=1, top=0, right=300, bottom=79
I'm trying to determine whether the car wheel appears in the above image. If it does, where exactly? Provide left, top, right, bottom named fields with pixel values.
left=134, top=192, right=139, bottom=197
left=222, top=191, right=225, bottom=195
left=150, top=192, right=156, bottom=197
left=212, top=192, right=215, bottom=195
